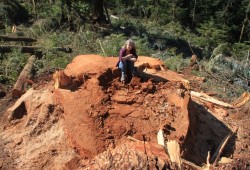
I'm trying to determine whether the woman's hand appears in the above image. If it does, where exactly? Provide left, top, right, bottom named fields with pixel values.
left=130, top=58, right=137, bottom=62
left=122, top=54, right=132, bottom=61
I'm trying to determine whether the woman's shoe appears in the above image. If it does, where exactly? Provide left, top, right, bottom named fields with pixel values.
left=121, top=73, right=125, bottom=83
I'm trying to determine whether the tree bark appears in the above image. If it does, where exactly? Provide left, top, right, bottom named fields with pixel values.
left=192, top=0, right=197, bottom=26
left=12, top=55, right=36, bottom=99
left=239, top=2, right=250, bottom=43
left=93, top=0, right=107, bottom=23
left=239, top=19, right=246, bottom=43
left=103, top=1, right=111, bottom=24
left=171, top=0, right=178, bottom=22
left=61, top=0, right=72, bottom=24
left=32, top=0, right=36, bottom=14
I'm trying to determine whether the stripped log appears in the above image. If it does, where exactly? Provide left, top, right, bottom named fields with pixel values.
left=12, top=55, right=36, bottom=98
left=0, top=45, right=72, bottom=53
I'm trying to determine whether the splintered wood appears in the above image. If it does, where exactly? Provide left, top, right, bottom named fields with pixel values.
left=167, top=140, right=182, bottom=169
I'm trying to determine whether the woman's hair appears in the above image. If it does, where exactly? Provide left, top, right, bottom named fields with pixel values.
left=122, top=39, right=136, bottom=50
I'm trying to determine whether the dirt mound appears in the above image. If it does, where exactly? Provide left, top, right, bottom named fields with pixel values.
left=0, top=55, right=249, bottom=169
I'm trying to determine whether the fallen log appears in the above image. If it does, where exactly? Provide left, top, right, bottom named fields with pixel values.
left=0, top=45, right=72, bottom=53
left=191, top=91, right=233, bottom=108
left=0, top=35, right=36, bottom=42
left=12, top=55, right=36, bottom=98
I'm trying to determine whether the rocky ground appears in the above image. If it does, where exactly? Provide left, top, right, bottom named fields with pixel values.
left=0, top=55, right=249, bottom=169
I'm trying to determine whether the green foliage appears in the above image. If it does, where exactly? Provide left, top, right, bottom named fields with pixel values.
left=232, top=43, right=250, bottom=61
left=37, top=32, right=72, bottom=49
left=165, top=53, right=189, bottom=72
left=99, top=34, right=127, bottom=56
left=71, top=2, right=90, bottom=17
left=0, top=0, right=29, bottom=23
left=0, top=50, right=29, bottom=84
left=196, top=20, right=228, bottom=47
left=34, top=52, right=71, bottom=75
left=98, top=34, right=152, bottom=57
left=207, top=54, right=250, bottom=89
left=133, top=37, right=152, bottom=56
left=36, top=1, right=62, bottom=19
left=163, top=21, right=186, bottom=38
left=200, top=75, right=245, bottom=102
left=30, top=30, right=101, bottom=74
left=30, top=20, right=54, bottom=36
left=210, top=43, right=232, bottom=58
left=111, top=18, right=147, bottom=37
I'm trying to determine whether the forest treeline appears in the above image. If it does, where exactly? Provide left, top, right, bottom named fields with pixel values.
left=1, top=0, right=249, bottom=42
left=0, top=0, right=249, bottom=100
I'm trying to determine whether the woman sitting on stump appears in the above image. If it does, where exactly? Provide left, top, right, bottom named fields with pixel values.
left=117, top=39, right=138, bottom=83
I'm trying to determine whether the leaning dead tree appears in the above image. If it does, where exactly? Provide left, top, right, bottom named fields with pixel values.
left=12, top=55, right=36, bottom=99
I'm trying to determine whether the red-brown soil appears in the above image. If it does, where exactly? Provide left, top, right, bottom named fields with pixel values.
left=0, top=55, right=249, bottom=169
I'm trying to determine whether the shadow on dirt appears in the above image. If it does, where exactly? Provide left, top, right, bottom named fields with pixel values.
left=183, top=101, right=235, bottom=165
